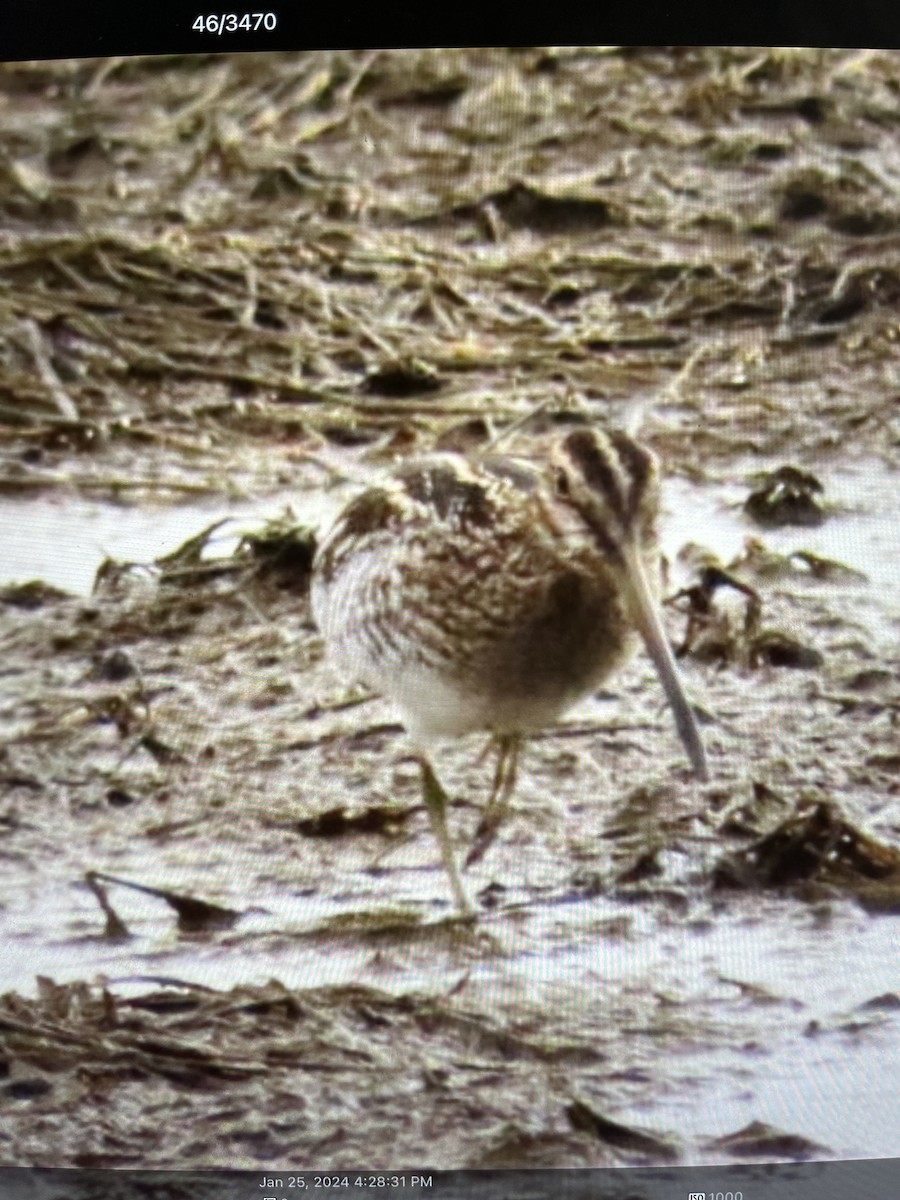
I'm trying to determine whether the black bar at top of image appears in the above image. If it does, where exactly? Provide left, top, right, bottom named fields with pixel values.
left=2, top=0, right=900, bottom=63
left=0, top=1162, right=899, bottom=1200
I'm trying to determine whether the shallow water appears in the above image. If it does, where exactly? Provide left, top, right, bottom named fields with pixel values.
left=0, top=488, right=344, bottom=596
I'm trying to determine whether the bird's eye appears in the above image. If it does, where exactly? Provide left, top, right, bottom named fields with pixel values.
left=554, top=468, right=570, bottom=497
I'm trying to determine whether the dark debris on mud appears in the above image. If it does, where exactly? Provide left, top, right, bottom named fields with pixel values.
left=0, top=977, right=615, bottom=1169
left=714, top=796, right=900, bottom=912
left=0, top=973, right=846, bottom=1169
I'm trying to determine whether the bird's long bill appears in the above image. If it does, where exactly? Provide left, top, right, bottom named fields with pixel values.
left=620, top=543, right=710, bottom=782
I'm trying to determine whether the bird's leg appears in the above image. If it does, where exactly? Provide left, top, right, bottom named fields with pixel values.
left=465, top=733, right=521, bottom=868
left=418, top=756, right=474, bottom=916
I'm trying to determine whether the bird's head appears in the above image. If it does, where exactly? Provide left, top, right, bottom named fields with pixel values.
left=549, top=427, right=660, bottom=563
left=550, top=427, right=709, bottom=783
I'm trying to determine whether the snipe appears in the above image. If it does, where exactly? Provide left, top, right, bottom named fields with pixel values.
left=311, top=426, right=708, bottom=914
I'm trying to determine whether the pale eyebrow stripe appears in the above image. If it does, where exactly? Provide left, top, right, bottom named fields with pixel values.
left=561, top=429, right=629, bottom=522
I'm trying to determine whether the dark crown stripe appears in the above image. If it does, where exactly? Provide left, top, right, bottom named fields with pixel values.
left=561, top=429, right=628, bottom=521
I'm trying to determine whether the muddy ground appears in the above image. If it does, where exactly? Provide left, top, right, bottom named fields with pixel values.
left=0, top=48, right=899, bottom=1170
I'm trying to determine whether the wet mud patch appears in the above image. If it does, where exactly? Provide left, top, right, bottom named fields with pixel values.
left=1, top=531, right=898, bottom=1166
left=1, top=47, right=899, bottom=1169
left=0, top=979, right=615, bottom=1168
